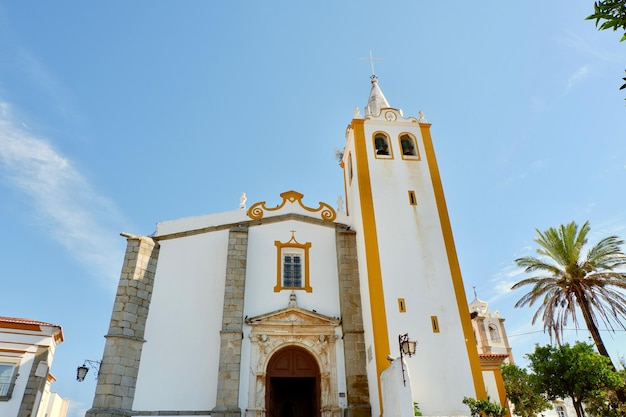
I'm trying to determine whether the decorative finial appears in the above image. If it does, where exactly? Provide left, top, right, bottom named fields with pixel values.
left=289, top=291, right=297, bottom=307
left=418, top=111, right=427, bottom=123
left=239, top=192, right=247, bottom=210
left=354, top=106, right=362, bottom=118
left=336, top=196, right=344, bottom=213
left=473, top=286, right=477, bottom=298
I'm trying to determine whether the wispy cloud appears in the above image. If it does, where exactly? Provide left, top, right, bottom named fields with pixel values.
left=500, top=159, right=545, bottom=189
left=567, top=65, right=590, bottom=91
left=0, top=100, right=124, bottom=284
left=489, top=262, right=528, bottom=302
left=558, top=31, right=626, bottom=63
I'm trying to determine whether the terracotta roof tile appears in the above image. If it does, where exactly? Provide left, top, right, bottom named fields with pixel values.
left=479, top=353, right=509, bottom=361
left=0, top=316, right=64, bottom=342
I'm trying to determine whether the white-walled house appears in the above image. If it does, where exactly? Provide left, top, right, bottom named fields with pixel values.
left=0, top=316, right=68, bottom=417
left=85, top=76, right=508, bottom=417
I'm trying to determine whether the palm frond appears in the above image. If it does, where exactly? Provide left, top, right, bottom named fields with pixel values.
left=515, top=256, right=562, bottom=275
left=586, top=236, right=626, bottom=270
left=512, top=221, right=626, bottom=362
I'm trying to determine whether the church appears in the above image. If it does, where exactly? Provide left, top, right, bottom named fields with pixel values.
left=85, top=75, right=509, bottom=417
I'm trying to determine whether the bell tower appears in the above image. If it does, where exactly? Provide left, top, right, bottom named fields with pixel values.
left=341, top=75, right=486, bottom=416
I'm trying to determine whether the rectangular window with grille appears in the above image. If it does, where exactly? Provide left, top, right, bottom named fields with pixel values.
left=0, top=363, right=17, bottom=400
left=283, top=254, right=302, bottom=287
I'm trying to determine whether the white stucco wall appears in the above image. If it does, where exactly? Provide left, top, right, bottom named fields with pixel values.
left=135, top=208, right=348, bottom=413
left=242, top=220, right=340, bottom=317
left=344, top=111, right=477, bottom=416
left=481, top=371, right=499, bottom=404
left=380, top=359, right=413, bottom=417
left=0, top=354, right=33, bottom=417
left=239, top=218, right=344, bottom=409
left=37, top=388, right=69, bottom=417
left=133, top=230, right=229, bottom=411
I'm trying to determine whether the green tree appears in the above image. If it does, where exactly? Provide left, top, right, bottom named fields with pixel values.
left=501, top=363, right=551, bottom=417
left=587, top=1, right=626, bottom=42
left=585, top=1, right=626, bottom=94
left=461, top=396, right=507, bottom=417
left=527, top=342, right=623, bottom=417
left=512, top=221, right=626, bottom=368
left=584, top=375, right=626, bottom=417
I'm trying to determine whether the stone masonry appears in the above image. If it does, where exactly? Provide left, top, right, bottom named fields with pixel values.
left=335, top=226, right=371, bottom=417
left=86, top=235, right=160, bottom=417
left=17, top=345, right=49, bottom=417
left=211, top=226, right=249, bottom=417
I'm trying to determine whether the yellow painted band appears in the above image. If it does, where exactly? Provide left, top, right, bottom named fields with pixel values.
left=353, top=119, right=390, bottom=414
left=419, top=122, right=487, bottom=399
left=493, top=368, right=511, bottom=417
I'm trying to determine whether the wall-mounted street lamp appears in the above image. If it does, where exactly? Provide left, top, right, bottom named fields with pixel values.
left=399, top=333, right=417, bottom=386
left=76, top=360, right=101, bottom=382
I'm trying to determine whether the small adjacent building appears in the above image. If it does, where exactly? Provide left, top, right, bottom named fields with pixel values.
left=469, top=294, right=512, bottom=412
left=0, top=316, right=68, bottom=417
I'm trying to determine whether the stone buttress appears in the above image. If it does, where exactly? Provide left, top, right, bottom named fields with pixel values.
left=86, top=235, right=159, bottom=417
left=335, top=226, right=370, bottom=417
left=212, top=226, right=249, bottom=417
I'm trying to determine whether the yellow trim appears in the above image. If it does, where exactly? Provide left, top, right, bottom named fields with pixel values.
left=493, top=368, right=511, bottom=417
left=248, top=190, right=336, bottom=221
left=344, top=152, right=352, bottom=216
left=399, top=132, right=421, bottom=160
left=353, top=119, right=390, bottom=413
left=419, top=122, right=487, bottom=399
left=372, top=131, right=394, bottom=159
left=274, top=234, right=312, bottom=292
left=431, top=316, right=440, bottom=333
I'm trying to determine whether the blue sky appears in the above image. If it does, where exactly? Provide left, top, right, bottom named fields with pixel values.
left=1, top=2, right=625, bottom=416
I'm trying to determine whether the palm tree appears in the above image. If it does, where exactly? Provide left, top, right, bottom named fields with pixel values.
left=512, top=221, right=626, bottom=367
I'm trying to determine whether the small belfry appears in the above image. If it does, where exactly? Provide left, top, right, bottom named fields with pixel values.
left=85, top=75, right=506, bottom=417
left=469, top=290, right=513, bottom=409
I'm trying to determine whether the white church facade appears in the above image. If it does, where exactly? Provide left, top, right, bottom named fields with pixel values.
left=86, top=76, right=508, bottom=417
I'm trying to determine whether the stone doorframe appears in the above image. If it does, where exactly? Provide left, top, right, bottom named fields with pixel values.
left=245, top=294, right=342, bottom=417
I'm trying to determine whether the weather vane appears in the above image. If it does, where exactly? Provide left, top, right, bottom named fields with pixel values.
left=358, top=50, right=384, bottom=77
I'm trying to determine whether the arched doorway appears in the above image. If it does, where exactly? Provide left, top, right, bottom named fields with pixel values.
left=266, top=346, right=320, bottom=417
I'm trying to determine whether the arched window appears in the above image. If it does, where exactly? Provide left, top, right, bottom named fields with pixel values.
left=348, top=153, right=353, bottom=183
left=488, top=325, right=499, bottom=343
left=373, top=133, right=391, bottom=157
left=556, top=405, right=566, bottom=417
left=399, top=134, right=419, bottom=159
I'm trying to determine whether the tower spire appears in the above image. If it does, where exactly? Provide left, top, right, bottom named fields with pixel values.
left=359, top=51, right=390, bottom=117
left=365, top=75, right=390, bottom=117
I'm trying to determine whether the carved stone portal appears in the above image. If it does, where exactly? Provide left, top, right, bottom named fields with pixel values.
left=245, top=303, right=341, bottom=417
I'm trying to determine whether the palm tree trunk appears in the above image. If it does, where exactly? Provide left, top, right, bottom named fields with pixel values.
left=576, top=293, right=615, bottom=368
left=577, top=293, right=626, bottom=403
